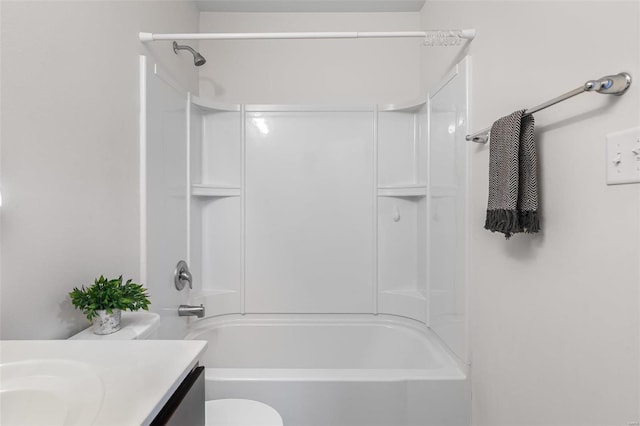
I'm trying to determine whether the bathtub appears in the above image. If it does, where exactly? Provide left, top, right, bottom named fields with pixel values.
left=185, top=314, right=470, bottom=426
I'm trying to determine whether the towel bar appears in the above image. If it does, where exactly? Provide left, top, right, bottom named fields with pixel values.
left=466, top=72, right=632, bottom=144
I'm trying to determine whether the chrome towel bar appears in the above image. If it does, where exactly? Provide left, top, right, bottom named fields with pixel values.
left=466, top=72, right=632, bottom=144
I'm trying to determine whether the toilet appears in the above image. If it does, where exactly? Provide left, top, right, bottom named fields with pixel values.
left=69, top=311, right=283, bottom=426
left=205, top=399, right=283, bottom=426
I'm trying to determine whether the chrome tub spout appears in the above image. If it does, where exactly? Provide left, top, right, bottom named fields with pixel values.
left=178, top=304, right=205, bottom=318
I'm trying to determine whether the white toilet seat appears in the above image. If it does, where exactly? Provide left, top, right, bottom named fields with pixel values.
left=205, top=399, right=283, bottom=426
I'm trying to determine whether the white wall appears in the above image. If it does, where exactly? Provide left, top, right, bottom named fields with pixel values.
left=0, top=0, right=199, bottom=339
left=198, top=11, right=421, bottom=103
left=421, top=1, right=640, bottom=425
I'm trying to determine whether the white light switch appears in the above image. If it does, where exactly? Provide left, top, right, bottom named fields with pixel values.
left=606, top=127, right=640, bottom=185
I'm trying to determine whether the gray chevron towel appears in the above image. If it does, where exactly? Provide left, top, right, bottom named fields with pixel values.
left=485, top=110, right=540, bottom=239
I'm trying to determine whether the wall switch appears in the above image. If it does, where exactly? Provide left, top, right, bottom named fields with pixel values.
left=606, top=127, right=640, bottom=185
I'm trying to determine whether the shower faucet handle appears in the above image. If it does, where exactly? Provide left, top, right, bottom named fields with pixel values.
left=174, top=260, right=192, bottom=291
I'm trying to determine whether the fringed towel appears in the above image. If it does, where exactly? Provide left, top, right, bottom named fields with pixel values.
left=485, top=110, right=540, bottom=239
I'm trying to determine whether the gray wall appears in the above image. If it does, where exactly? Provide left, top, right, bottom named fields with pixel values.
left=0, top=1, right=199, bottom=339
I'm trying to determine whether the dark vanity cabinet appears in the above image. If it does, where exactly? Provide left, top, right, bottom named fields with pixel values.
left=151, top=365, right=205, bottom=426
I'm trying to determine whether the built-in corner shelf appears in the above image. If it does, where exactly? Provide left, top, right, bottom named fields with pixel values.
left=377, top=184, right=427, bottom=197
left=191, top=96, right=241, bottom=113
left=379, top=289, right=427, bottom=322
left=192, top=184, right=241, bottom=197
left=377, top=97, right=427, bottom=113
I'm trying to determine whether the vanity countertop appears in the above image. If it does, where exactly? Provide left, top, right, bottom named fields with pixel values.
left=0, top=339, right=207, bottom=425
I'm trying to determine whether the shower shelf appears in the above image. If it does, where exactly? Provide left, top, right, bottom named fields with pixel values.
left=377, top=184, right=426, bottom=197
left=379, top=289, right=427, bottom=321
left=191, top=96, right=240, bottom=112
left=192, top=184, right=240, bottom=197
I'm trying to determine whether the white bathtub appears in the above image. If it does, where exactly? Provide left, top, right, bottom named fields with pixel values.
left=185, top=314, right=470, bottom=426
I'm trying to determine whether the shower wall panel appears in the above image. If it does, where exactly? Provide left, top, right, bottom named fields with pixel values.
left=201, top=112, right=242, bottom=186
left=143, top=59, right=191, bottom=339
left=427, top=59, right=469, bottom=363
left=186, top=86, right=467, bottom=325
left=378, top=112, right=418, bottom=186
left=244, top=111, right=375, bottom=313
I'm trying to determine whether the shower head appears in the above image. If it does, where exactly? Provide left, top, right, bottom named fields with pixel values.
left=172, top=41, right=206, bottom=66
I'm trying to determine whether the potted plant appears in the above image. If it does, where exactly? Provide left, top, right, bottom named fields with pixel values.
left=70, top=275, right=151, bottom=335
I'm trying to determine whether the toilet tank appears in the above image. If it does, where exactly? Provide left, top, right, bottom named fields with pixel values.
left=69, top=312, right=161, bottom=340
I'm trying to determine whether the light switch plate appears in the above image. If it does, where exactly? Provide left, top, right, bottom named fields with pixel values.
left=606, top=127, right=640, bottom=185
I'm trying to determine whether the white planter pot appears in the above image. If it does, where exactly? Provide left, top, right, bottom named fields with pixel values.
left=92, top=309, right=122, bottom=335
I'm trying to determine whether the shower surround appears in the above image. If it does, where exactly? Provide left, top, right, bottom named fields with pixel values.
left=142, top=54, right=470, bottom=425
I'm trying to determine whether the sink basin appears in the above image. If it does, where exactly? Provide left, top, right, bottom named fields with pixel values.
left=0, top=340, right=207, bottom=425
left=0, top=360, right=104, bottom=425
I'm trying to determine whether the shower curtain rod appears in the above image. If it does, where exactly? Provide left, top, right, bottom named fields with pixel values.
left=466, top=72, right=632, bottom=144
left=138, top=29, right=476, bottom=43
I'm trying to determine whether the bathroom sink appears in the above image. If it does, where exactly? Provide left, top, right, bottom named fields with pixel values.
left=0, top=340, right=206, bottom=425
left=0, top=359, right=104, bottom=425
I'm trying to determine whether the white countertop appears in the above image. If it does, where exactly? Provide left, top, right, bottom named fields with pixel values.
left=0, top=339, right=207, bottom=425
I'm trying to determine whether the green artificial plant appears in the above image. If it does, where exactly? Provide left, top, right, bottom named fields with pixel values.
left=70, top=275, right=150, bottom=322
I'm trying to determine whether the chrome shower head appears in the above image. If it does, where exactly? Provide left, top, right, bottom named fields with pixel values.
left=173, top=41, right=206, bottom=66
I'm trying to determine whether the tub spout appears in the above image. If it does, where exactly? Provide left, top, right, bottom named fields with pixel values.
left=178, top=304, right=205, bottom=318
